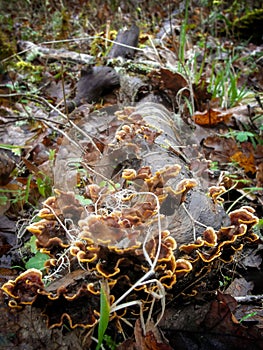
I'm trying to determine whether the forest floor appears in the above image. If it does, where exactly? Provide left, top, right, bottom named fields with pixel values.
left=0, top=1, right=263, bottom=349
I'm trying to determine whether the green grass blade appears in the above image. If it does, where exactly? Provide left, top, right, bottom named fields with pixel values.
left=96, top=280, right=111, bottom=350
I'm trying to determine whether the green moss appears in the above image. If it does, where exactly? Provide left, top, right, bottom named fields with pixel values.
left=0, top=29, right=16, bottom=60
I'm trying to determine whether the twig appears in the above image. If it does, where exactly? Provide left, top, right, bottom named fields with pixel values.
left=181, top=203, right=207, bottom=241
left=110, top=191, right=165, bottom=333
left=234, top=295, right=263, bottom=303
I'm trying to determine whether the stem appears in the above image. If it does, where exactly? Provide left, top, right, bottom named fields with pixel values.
left=178, top=0, right=190, bottom=71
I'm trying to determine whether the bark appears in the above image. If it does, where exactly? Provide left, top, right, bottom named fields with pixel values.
left=69, top=66, right=120, bottom=111
left=17, top=40, right=94, bottom=64
left=108, top=24, right=140, bottom=58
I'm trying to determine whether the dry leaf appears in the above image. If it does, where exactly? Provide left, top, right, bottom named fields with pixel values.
left=149, top=68, right=188, bottom=97
left=193, top=108, right=232, bottom=126
left=225, top=277, right=254, bottom=297
left=134, top=319, right=173, bottom=350
left=230, top=151, right=256, bottom=173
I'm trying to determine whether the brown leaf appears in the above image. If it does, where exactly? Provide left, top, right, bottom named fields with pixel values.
left=149, top=68, right=188, bottom=97
left=158, top=296, right=263, bottom=349
left=117, top=339, right=136, bottom=350
left=234, top=304, right=263, bottom=328
left=204, top=292, right=258, bottom=335
left=0, top=290, right=87, bottom=349
left=230, top=151, right=256, bottom=173
left=0, top=215, right=16, bottom=258
left=256, top=162, right=263, bottom=188
left=192, top=80, right=212, bottom=112
left=0, top=151, right=16, bottom=185
left=225, top=277, right=254, bottom=298
left=134, top=319, right=173, bottom=350
left=192, top=108, right=232, bottom=126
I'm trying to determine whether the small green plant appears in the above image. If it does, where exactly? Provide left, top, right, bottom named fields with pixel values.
left=254, top=218, right=263, bottom=239
left=209, top=56, right=249, bottom=108
left=36, top=173, right=53, bottom=198
left=36, top=150, right=55, bottom=198
left=0, top=174, right=32, bottom=210
left=20, top=27, right=40, bottom=41
left=24, top=236, right=49, bottom=271
left=12, top=235, right=50, bottom=272
left=102, top=334, right=118, bottom=350
left=222, top=127, right=262, bottom=148
left=223, top=130, right=255, bottom=143
left=74, top=194, right=92, bottom=206
left=239, top=311, right=257, bottom=323
left=209, top=161, right=219, bottom=171
left=96, top=280, right=111, bottom=350
left=219, top=274, right=232, bottom=288
left=178, top=0, right=190, bottom=73
left=0, top=143, right=23, bottom=156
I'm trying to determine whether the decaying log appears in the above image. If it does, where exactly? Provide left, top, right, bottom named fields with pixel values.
left=18, top=25, right=140, bottom=112
left=118, top=74, right=149, bottom=104
left=108, top=24, right=140, bottom=58
left=17, top=40, right=94, bottom=65
left=56, top=102, right=229, bottom=245
left=67, top=25, right=140, bottom=112
left=67, top=66, right=120, bottom=111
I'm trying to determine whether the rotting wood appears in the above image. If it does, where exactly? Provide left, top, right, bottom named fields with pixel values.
left=108, top=24, right=140, bottom=58
left=17, top=40, right=94, bottom=65
left=68, top=66, right=120, bottom=112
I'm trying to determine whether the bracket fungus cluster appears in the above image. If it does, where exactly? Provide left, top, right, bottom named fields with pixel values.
left=1, top=103, right=260, bottom=333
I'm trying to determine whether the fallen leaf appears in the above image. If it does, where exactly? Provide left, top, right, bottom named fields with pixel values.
left=192, top=79, right=213, bottom=112
left=234, top=305, right=263, bottom=328
left=202, top=135, right=238, bottom=163
left=193, top=108, right=232, bottom=126
left=225, top=277, right=254, bottom=297
left=149, top=68, right=188, bottom=97
left=242, top=247, right=263, bottom=269
left=256, top=163, right=263, bottom=188
left=158, top=293, right=263, bottom=349
left=134, top=319, right=173, bottom=350
left=230, top=151, right=256, bottom=173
